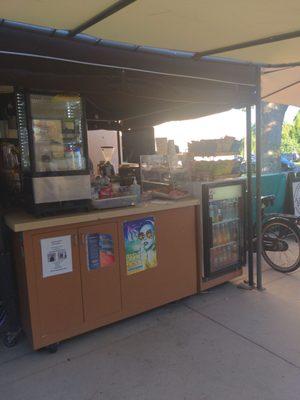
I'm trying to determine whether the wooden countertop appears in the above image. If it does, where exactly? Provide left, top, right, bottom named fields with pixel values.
left=4, top=198, right=200, bottom=232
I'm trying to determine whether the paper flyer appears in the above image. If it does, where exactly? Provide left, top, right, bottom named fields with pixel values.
left=86, top=233, right=115, bottom=270
left=41, top=235, right=73, bottom=278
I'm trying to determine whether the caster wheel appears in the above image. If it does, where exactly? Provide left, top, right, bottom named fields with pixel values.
left=3, top=330, right=20, bottom=348
left=46, top=343, right=59, bottom=354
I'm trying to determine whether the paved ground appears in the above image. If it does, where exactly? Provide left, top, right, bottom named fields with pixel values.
left=2, top=262, right=300, bottom=399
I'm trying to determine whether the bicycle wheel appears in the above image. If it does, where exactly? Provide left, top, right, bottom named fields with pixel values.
left=262, top=217, right=300, bottom=273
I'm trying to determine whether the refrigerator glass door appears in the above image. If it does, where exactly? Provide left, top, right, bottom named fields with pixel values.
left=208, top=184, right=243, bottom=274
left=30, top=94, right=86, bottom=173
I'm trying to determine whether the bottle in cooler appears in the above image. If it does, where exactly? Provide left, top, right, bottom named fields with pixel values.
left=226, top=244, right=232, bottom=265
left=232, top=222, right=238, bottom=241
left=217, top=203, right=223, bottom=221
left=221, top=224, right=227, bottom=244
left=210, top=248, right=215, bottom=270
left=210, top=202, right=217, bottom=223
left=221, top=247, right=227, bottom=266
left=209, top=203, right=214, bottom=221
left=233, top=199, right=238, bottom=218
left=225, top=223, right=231, bottom=243
left=216, top=224, right=221, bottom=246
left=232, top=242, right=239, bottom=263
left=212, top=225, right=216, bottom=246
left=214, top=249, right=218, bottom=270
left=220, top=246, right=226, bottom=266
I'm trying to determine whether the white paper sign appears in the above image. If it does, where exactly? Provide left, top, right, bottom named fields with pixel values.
left=293, top=181, right=300, bottom=217
left=41, top=235, right=73, bottom=278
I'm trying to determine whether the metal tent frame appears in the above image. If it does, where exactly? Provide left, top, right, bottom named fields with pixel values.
left=0, top=20, right=269, bottom=288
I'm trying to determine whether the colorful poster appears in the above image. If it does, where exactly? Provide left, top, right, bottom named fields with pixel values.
left=86, top=233, right=115, bottom=270
left=123, top=217, right=157, bottom=275
left=41, top=235, right=73, bottom=278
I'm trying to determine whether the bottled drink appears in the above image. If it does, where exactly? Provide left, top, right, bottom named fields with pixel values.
left=209, top=204, right=214, bottom=219
left=226, top=245, right=232, bottom=265
left=232, top=243, right=238, bottom=263
left=232, top=223, right=238, bottom=241
left=219, top=224, right=223, bottom=244
left=220, top=247, right=225, bottom=266
left=233, top=200, right=238, bottom=218
left=217, top=203, right=223, bottom=221
left=212, top=225, right=216, bottom=246
left=229, top=201, right=234, bottom=219
left=214, top=248, right=219, bottom=270
left=210, top=249, right=215, bottom=270
left=223, top=201, right=227, bottom=220
left=229, top=222, right=234, bottom=242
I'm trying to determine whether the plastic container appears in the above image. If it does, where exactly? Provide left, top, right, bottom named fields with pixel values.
left=130, top=177, right=141, bottom=203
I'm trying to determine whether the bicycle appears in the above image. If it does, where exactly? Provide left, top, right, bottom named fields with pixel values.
left=255, top=195, right=300, bottom=273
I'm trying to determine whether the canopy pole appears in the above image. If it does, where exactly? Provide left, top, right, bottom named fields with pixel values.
left=255, top=67, right=263, bottom=290
left=246, top=105, right=254, bottom=287
left=69, top=0, right=138, bottom=37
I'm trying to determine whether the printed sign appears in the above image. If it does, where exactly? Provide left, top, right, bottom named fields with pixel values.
left=123, top=217, right=157, bottom=275
left=41, top=235, right=73, bottom=278
left=86, top=233, right=115, bottom=270
left=293, top=181, right=300, bottom=216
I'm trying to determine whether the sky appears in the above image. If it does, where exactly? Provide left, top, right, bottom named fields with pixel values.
left=154, top=106, right=300, bottom=153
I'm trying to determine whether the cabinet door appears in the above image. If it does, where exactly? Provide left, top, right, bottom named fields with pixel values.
left=78, top=223, right=122, bottom=323
left=32, top=229, right=83, bottom=336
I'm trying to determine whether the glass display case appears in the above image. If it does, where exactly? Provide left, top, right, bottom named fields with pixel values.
left=16, top=91, right=91, bottom=215
left=140, top=154, right=191, bottom=199
left=30, top=94, right=86, bottom=173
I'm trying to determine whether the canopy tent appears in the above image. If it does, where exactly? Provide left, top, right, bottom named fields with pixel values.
left=262, top=67, right=300, bottom=107
left=2, top=1, right=292, bottom=290
left=0, top=26, right=257, bottom=129
left=1, top=0, right=300, bottom=65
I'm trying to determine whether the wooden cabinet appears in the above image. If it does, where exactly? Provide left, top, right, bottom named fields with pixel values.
left=78, top=223, right=122, bottom=324
left=31, top=229, right=84, bottom=337
left=13, top=205, right=199, bottom=350
left=119, top=207, right=198, bottom=317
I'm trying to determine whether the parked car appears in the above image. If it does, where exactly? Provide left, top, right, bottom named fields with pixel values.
left=240, top=154, right=297, bottom=173
left=280, top=155, right=296, bottom=171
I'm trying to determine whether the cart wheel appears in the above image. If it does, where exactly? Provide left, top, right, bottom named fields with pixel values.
left=47, top=342, right=59, bottom=354
left=3, top=330, right=21, bottom=348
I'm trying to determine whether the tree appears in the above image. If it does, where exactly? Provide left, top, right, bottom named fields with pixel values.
left=261, top=102, right=288, bottom=172
left=280, top=122, right=299, bottom=154
left=280, top=111, right=300, bottom=155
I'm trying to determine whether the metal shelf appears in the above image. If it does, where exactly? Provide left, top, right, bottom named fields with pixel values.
left=212, top=218, right=239, bottom=225
left=211, top=240, right=237, bottom=250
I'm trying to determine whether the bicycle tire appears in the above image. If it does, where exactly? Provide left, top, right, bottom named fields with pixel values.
left=262, top=217, right=300, bottom=273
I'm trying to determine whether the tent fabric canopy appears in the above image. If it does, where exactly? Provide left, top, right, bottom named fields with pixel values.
left=0, top=26, right=257, bottom=129
left=1, top=0, right=300, bottom=65
left=261, top=67, right=300, bottom=107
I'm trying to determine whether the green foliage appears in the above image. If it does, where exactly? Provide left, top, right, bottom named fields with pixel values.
left=280, top=110, right=300, bottom=154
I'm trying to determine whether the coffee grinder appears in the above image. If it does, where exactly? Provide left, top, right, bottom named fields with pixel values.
left=98, top=146, right=115, bottom=178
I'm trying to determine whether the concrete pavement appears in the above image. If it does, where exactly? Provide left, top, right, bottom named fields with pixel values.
left=1, top=264, right=300, bottom=399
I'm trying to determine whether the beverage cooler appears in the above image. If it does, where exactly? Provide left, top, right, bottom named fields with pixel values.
left=16, top=91, right=91, bottom=215
left=202, top=180, right=246, bottom=279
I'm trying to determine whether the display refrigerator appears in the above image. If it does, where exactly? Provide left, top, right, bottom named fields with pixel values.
left=200, top=180, right=246, bottom=279
left=16, top=91, right=91, bottom=215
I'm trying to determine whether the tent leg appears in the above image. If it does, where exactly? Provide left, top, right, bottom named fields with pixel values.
left=256, top=68, right=264, bottom=291
left=246, top=105, right=254, bottom=287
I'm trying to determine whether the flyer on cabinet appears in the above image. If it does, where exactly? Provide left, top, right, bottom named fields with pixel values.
left=41, top=235, right=73, bottom=278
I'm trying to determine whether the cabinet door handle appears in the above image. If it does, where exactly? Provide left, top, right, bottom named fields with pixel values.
left=81, top=234, right=86, bottom=246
